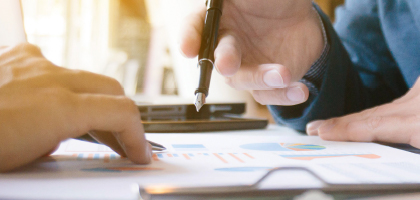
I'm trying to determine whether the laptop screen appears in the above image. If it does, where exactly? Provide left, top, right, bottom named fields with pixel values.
left=0, top=0, right=27, bottom=46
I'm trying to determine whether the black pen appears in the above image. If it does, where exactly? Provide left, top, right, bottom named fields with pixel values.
left=194, top=0, right=224, bottom=112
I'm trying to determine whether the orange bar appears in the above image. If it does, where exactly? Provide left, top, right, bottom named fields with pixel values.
left=104, top=154, right=110, bottom=163
left=183, top=154, right=191, bottom=160
left=152, top=154, right=159, bottom=161
left=356, top=154, right=381, bottom=159
left=167, top=154, right=173, bottom=157
left=213, top=153, right=228, bottom=163
left=88, top=153, right=94, bottom=160
left=72, top=153, right=77, bottom=157
left=229, top=153, right=244, bottom=163
left=243, top=153, right=254, bottom=159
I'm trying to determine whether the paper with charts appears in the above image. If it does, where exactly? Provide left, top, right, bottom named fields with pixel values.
left=4, top=133, right=420, bottom=193
left=51, top=134, right=420, bottom=183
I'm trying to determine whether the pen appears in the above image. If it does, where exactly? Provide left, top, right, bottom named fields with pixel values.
left=194, top=0, right=224, bottom=112
left=77, top=133, right=166, bottom=151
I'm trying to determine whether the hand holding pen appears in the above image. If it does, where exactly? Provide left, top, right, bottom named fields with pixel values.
left=194, top=0, right=223, bottom=111
left=179, top=0, right=324, bottom=106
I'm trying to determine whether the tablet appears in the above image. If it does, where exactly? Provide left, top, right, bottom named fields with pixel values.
left=137, top=102, right=268, bottom=133
left=141, top=115, right=268, bottom=133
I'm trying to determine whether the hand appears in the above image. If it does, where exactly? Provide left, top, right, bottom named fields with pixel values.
left=307, top=78, right=420, bottom=148
left=179, top=0, right=324, bottom=105
left=0, top=43, right=151, bottom=172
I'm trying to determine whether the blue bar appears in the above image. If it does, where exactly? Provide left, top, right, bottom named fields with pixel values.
left=173, top=154, right=179, bottom=157
left=157, top=154, right=163, bottom=158
left=203, top=153, right=209, bottom=156
left=188, top=153, right=194, bottom=157
left=77, top=154, right=84, bottom=159
left=110, top=154, right=117, bottom=159
left=94, top=154, right=100, bottom=159
left=172, top=144, right=205, bottom=149
left=218, top=153, right=224, bottom=155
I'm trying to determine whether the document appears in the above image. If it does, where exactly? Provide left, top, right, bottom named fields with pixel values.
left=2, top=129, right=420, bottom=199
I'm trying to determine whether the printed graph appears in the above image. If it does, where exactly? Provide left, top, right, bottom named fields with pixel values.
left=54, top=153, right=121, bottom=163
left=82, top=167, right=163, bottom=172
left=240, top=143, right=326, bottom=151
left=152, top=152, right=255, bottom=164
left=57, top=140, right=122, bottom=163
left=279, top=154, right=381, bottom=161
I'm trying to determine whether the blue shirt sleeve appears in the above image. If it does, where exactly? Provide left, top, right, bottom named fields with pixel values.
left=268, top=1, right=408, bottom=132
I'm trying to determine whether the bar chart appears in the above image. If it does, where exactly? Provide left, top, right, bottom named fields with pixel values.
left=152, top=152, right=255, bottom=164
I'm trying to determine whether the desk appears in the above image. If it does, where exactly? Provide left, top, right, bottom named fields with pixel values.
left=2, top=125, right=420, bottom=200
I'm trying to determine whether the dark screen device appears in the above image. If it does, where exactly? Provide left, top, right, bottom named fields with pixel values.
left=141, top=115, right=268, bottom=133
left=137, top=102, right=268, bottom=133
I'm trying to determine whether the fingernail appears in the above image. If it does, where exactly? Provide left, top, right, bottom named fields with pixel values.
left=319, top=120, right=336, bottom=134
left=306, top=120, right=324, bottom=135
left=287, top=86, right=305, bottom=102
left=263, top=70, right=284, bottom=87
left=178, top=46, right=187, bottom=58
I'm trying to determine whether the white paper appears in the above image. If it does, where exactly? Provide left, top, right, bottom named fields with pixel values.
left=2, top=126, right=420, bottom=199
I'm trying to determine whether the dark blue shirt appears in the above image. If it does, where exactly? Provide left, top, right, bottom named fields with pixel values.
left=269, top=0, right=418, bottom=132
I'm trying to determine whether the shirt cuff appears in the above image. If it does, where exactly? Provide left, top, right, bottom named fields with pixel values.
left=300, top=6, right=330, bottom=95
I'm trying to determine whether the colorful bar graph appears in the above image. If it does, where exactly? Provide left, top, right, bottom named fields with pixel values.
left=243, top=153, right=254, bottom=159
left=151, top=152, right=256, bottom=164
left=183, top=154, right=191, bottom=160
left=152, top=154, right=159, bottom=161
left=213, top=153, right=228, bottom=163
left=83, top=167, right=163, bottom=172
left=228, top=153, right=244, bottom=163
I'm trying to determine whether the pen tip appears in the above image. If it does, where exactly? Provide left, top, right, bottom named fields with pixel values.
left=194, top=93, right=206, bottom=112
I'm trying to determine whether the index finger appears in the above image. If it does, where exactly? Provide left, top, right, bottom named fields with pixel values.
left=69, top=94, right=151, bottom=164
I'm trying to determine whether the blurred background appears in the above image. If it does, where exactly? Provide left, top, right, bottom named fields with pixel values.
left=20, top=0, right=344, bottom=121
